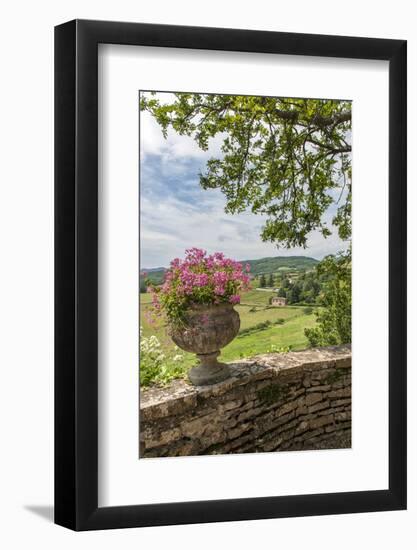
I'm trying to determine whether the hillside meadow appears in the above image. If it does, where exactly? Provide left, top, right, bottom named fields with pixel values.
left=140, top=288, right=319, bottom=385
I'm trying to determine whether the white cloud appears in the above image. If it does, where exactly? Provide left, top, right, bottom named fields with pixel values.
left=140, top=186, right=347, bottom=268
left=140, top=110, right=224, bottom=162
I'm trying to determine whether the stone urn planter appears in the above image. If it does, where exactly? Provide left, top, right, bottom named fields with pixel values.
left=170, top=303, right=240, bottom=386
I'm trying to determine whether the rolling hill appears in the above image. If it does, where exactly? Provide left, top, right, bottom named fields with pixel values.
left=141, top=255, right=318, bottom=285
left=242, top=255, right=318, bottom=276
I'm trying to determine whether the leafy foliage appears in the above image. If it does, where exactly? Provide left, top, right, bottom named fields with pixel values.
left=274, top=269, right=322, bottom=305
left=141, top=93, right=351, bottom=249
left=304, top=250, right=351, bottom=346
left=259, top=274, right=266, bottom=288
left=139, top=328, right=187, bottom=386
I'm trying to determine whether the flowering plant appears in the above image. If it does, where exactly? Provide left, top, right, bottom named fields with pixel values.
left=139, top=327, right=186, bottom=386
left=146, top=248, right=251, bottom=326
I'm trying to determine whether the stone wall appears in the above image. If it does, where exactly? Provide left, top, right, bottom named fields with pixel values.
left=140, top=345, right=351, bottom=458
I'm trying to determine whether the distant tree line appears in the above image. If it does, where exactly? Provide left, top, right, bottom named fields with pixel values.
left=258, top=269, right=322, bottom=305
left=258, top=273, right=275, bottom=288
left=278, top=271, right=322, bottom=304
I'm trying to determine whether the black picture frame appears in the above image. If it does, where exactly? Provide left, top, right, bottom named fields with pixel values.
left=55, top=19, right=407, bottom=531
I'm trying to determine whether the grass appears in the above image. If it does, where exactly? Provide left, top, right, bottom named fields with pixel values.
left=239, top=289, right=276, bottom=304
left=140, top=289, right=319, bottom=385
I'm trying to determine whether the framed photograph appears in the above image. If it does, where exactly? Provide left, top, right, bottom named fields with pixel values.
left=55, top=19, right=406, bottom=530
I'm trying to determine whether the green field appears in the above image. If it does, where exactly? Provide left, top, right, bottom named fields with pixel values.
left=140, top=289, right=319, bottom=383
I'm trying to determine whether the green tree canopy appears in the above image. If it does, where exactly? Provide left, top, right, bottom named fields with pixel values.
left=281, top=277, right=291, bottom=289
left=259, top=274, right=266, bottom=288
left=141, top=92, right=352, bottom=249
left=277, top=287, right=286, bottom=298
left=305, top=249, right=351, bottom=346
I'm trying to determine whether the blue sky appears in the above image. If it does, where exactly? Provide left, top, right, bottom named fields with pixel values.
left=140, top=93, right=349, bottom=269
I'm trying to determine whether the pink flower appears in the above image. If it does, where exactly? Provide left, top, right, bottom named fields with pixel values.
left=164, top=270, right=174, bottom=282
left=213, top=271, right=229, bottom=286
left=195, top=273, right=209, bottom=287
left=212, top=252, right=225, bottom=262
left=148, top=249, right=251, bottom=324
left=242, top=274, right=251, bottom=286
left=185, top=247, right=207, bottom=265
left=170, top=258, right=182, bottom=269
left=175, top=284, right=186, bottom=296
left=161, top=282, right=171, bottom=293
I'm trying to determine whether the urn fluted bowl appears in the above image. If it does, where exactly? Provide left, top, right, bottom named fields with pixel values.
left=170, top=303, right=240, bottom=386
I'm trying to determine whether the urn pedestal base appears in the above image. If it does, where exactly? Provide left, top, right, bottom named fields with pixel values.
left=170, top=303, right=240, bottom=386
left=188, top=351, right=231, bottom=386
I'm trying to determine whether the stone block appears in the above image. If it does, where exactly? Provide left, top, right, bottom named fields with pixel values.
left=295, top=420, right=309, bottom=436
left=309, top=414, right=334, bottom=429
left=144, top=427, right=182, bottom=449
left=308, top=400, right=330, bottom=414
left=306, top=385, right=331, bottom=393
left=302, top=376, right=311, bottom=388
left=327, top=387, right=351, bottom=399
left=276, top=400, right=299, bottom=417
left=335, top=411, right=351, bottom=422
left=227, top=423, right=252, bottom=440
left=296, top=405, right=308, bottom=416
left=305, top=392, right=323, bottom=406
left=181, top=413, right=218, bottom=438
left=219, top=399, right=243, bottom=412
left=238, top=406, right=264, bottom=422
left=325, top=424, right=337, bottom=433
left=331, top=398, right=351, bottom=408
left=303, top=428, right=324, bottom=440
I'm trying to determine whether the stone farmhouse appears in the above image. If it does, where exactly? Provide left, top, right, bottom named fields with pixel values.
left=271, top=296, right=287, bottom=307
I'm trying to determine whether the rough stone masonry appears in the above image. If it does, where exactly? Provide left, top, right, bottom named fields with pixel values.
left=140, top=345, right=351, bottom=457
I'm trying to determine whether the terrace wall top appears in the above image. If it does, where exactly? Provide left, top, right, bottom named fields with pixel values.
left=140, top=345, right=351, bottom=422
